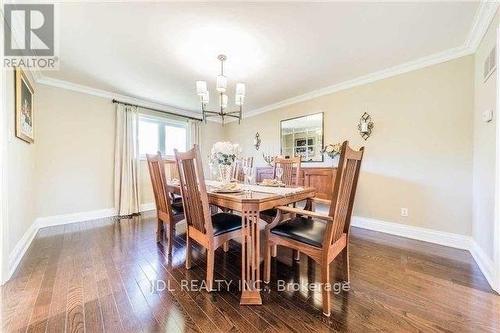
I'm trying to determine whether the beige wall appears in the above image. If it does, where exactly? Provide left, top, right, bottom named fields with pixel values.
left=34, top=85, right=223, bottom=215
left=35, top=85, right=116, bottom=217
left=225, top=56, right=475, bottom=235
left=5, top=70, right=37, bottom=257
left=472, top=10, right=499, bottom=261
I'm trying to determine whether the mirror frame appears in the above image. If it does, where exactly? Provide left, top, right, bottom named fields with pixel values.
left=279, top=112, right=324, bottom=163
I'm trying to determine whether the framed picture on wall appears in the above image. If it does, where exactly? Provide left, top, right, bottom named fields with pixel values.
left=15, top=67, right=35, bottom=143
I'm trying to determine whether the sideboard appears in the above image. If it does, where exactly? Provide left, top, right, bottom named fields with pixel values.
left=256, top=166, right=337, bottom=200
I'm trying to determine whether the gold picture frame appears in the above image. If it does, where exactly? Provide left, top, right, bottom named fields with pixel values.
left=15, top=67, right=35, bottom=143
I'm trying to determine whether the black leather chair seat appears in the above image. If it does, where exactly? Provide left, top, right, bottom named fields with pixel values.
left=212, top=213, right=242, bottom=236
left=260, top=208, right=277, bottom=221
left=271, top=216, right=326, bottom=248
left=171, top=199, right=184, bottom=215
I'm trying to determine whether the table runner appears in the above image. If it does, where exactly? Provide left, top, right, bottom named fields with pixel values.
left=205, top=180, right=304, bottom=196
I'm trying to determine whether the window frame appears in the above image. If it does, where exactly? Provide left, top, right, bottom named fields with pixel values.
left=138, top=113, right=190, bottom=160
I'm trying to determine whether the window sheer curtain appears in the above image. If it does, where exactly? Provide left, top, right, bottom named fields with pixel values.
left=189, top=119, right=201, bottom=148
left=114, top=103, right=141, bottom=216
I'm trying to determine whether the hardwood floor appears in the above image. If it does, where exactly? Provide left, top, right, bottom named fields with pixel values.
left=2, top=211, right=499, bottom=332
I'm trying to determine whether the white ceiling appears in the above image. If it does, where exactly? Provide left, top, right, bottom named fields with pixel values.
left=42, top=1, right=480, bottom=115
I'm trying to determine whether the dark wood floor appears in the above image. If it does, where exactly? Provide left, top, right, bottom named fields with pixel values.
left=2, top=211, right=499, bottom=332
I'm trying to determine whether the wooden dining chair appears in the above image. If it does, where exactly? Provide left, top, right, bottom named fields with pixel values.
left=263, top=141, right=364, bottom=316
left=174, top=145, right=242, bottom=291
left=232, top=156, right=254, bottom=182
left=260, top=156, right=302, bottom=224
left=146, top=152, right=185, bottom=254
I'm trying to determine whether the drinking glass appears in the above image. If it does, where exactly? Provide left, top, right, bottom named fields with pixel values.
left=244, top=167, right=255, bottom=196
left=275, top=166, right=283, bottom=182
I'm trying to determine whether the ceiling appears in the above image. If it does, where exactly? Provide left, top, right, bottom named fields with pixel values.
left=42, top=2, right=481, bottom=115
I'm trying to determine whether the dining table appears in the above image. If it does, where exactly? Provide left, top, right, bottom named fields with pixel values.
left=166, top=180, right=316, bottom=305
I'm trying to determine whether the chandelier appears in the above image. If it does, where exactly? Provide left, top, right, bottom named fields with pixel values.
left=196, top=54, right=245, bottom=125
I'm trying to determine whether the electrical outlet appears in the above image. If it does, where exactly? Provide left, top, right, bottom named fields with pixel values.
left=401, top=208, right=408, bottom=217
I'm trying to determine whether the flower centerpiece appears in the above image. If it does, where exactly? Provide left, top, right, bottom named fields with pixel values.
left=209, top=141, right=242, bottom=183
left=321, top=143, right=342, bottom=159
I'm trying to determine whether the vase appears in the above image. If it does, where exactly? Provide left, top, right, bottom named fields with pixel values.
left=218, top=164, right=233, bottom=184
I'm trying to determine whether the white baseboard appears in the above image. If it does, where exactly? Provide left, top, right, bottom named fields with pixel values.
left=140, top=203, right=155, bottom=212
left=7, top=221, right=38, bottom=282
left=352, top=215, right=497, bottom=291
left=352, top=216, right=470, bottom=250
left=469, top=239, right=496, bottom=290
left=35, top=208, right=117, bottom=229
left=5, top=210, right=497, bottom=292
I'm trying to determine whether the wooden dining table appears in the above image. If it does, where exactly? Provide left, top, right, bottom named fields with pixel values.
left=166, top=180, right=315, bottom=305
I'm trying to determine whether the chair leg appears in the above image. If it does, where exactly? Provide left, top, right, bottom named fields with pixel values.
left=206, top=248, right=215, bottom=291
left=340, top=245, right=350, bottom=283
left=185, top=232, right=192, bottom=269
left=271, top=245, right=277, bottom=257
left=223, top=241, right=229, bottom=252
left=166, top=223, right=174, bottom=255
left=321, top=262, right=331, bottom=316
left=293, top=250, right=300, bottom=261
left=156, top=218, right=163, bottom=243
left=264, top=242, right=272, bottom=283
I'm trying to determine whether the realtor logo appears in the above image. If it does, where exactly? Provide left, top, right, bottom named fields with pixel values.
left=3, top=4, right=58, bottom=69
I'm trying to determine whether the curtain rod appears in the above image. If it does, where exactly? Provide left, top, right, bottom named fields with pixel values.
left=112, top=99, right=203, bottom=122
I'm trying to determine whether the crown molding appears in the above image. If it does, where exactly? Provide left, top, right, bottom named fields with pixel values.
left=35, top=1, right=498, bottom=125
left=243, top=45, right=473, bottom=119
left=465, top=1, right=499, bottom=51
left=36, top=75, right=205, bottom=121
left=239, top=1, right=498, bottom=120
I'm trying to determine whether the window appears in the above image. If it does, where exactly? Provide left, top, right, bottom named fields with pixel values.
left=138, top=115, right=189, bottom=158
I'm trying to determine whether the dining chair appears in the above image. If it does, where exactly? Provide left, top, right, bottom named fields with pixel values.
left=146, top=152, right=185, bottom=254
left=174, top=145, right=242, bottom=291
left=164, top=158, right=182, bottom=201
left=263, top=141, right=364, bottom=316
left=260, top=156, right=302, bottom=224
left=232, top=156, right=254, bottom=182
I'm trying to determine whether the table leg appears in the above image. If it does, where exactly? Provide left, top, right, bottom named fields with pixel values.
left=240, top=202, right=262, bottom=305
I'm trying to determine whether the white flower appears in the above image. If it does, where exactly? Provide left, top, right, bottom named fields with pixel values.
left=325, top=144, right=335, bottom=153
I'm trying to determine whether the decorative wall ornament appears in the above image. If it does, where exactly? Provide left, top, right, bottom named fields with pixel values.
left=254, top=132, right=261, bottom=150
left=358, top=112, right=374, bottom=140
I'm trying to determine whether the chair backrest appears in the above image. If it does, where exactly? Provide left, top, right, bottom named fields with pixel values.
left=232, top=156, right=254, bottom=182
left=164, top=159, right=180, bottom=180
left=324, top=141, right=364, bottom=247
left=273, top=156, right=301, bottom=186
left=146, top=152, right=174, bottom=218
left=174, top=145, right=213, bottom=235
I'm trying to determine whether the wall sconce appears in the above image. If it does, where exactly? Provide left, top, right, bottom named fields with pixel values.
left=254, top=132, right=261, bottom=150
left=358, top=112, right=374, bottom=140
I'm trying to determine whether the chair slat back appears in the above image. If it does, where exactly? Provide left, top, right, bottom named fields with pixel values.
left=232, top=156, right=254, bottom=182
left=175, top=145, right=213, bottom=235
left=273, top=156, right=301, bottom=186
left=324, top=141, right=364, bottom=246
left=164, top=159, right=180, bottom=180
left=146, top=152, right=173, bottom=219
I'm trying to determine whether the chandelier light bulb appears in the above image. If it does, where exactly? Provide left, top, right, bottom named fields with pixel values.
left=196, top=81, right=207, bottom=96
left=235, top=95, right=244, bottom=106
left=220, top=94, right=228, bottom=109
left=235, top=83, right=246, bottom=97
left=216, top=75, right=227, bottom=92
left=201, top=91, right=209, bottom=105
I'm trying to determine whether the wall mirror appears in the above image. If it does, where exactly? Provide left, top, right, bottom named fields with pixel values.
left=280, top=112, right=324, bottom=162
